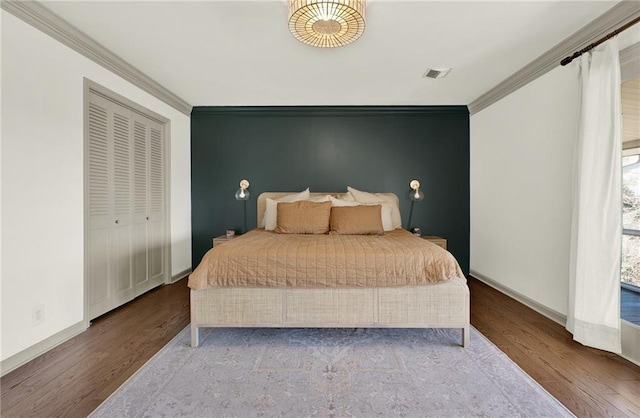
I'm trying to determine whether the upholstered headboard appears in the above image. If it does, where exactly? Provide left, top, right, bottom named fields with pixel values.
left=256, top=192, right=400, bottom=227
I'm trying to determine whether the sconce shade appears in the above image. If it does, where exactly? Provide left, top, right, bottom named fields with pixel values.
left=406, top=179, right=424, bottom=229
left=235, top=179, right=250, bottom=233
left=409, top=179, right=424, bottom=201
left=410, top=189, right=425, bottom=202
left=235, top=188, right=250, bottom=200
left=235, top=179, right=250, bottom=201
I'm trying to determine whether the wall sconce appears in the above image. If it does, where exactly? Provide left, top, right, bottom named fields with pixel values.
left=235, top=179, right=250, bottom=233
left=406, top=179, right=424, bottom=230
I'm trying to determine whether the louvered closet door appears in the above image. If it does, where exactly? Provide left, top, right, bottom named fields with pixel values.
left=87, top=88, right=167, bottom=320
left=147, top=120, right=166, bottom=288
left=87, top=93, right=134, bottom=319
left=132, top=117, right=150, bottom=295
left=131, top=113, right=166, bottom=295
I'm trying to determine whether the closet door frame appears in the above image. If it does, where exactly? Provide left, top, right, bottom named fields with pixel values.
left=83, top=78, right=172, bottom=327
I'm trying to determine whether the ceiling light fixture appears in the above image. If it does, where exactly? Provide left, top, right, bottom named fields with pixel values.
left=288, top=0, right=365, bottom=48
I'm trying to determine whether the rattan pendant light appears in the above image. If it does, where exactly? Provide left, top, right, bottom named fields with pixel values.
left=288, top=0, right=365, bottom=48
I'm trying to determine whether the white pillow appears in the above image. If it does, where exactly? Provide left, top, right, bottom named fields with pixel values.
left=263, top=188, right=310, bottom=230
left=336, top=192, right=355, bottom=202
left=329, top=196, right=394, bottom=231
left=310, top=194, right=331, bottom=203
left=346, top=186, right=402, bottom=229
left=329, top=196, right=359, bottom=207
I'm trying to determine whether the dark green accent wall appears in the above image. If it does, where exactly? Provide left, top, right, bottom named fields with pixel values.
left=191, top=106, right=470, bottom=273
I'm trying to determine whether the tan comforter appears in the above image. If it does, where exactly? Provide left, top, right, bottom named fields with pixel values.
left=188, top=229, right=464, bottom=290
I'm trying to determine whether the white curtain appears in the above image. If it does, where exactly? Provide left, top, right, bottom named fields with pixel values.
left=567, top=37, right=622, bottom=353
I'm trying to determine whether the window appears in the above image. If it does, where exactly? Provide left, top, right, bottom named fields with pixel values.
left=622, top=147, right=640, bottom=289
left=620, top=72, right=640, bottom=327
left=621, top=146, right=639, bottom=326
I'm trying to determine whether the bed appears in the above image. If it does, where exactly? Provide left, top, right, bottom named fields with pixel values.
left=189, top=192, right=470, bottom=348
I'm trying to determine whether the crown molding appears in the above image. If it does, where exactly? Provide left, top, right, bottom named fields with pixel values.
left=191, top=105, right=469, bottom=117
left=469, top=1, right=640, bottom=115
left=1, top=0, right=192, bottom=116
left=3, top=0, right=635, bottom=117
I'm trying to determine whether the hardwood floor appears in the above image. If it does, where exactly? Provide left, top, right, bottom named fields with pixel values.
left=469, top=277, right=640, bottom=417
left=0, top=279, right=190, bottom=418
left=1, top=276, right=639, bottom=417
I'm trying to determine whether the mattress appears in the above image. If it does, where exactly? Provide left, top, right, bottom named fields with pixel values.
left=188, top=228, right=464, bottom=290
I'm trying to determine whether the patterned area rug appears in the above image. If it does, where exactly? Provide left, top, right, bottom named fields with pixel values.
left=90, top=326, right=573, bottom=417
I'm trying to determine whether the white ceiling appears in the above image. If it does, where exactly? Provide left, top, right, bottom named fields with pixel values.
left=40, top=0, right=620, bottom=107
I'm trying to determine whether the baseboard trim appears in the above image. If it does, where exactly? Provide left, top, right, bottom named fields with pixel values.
left=469, top=270, right=567, bottom=326
left=170, top=268, right=191, bottom=284
left=470, top=270, right=640, bottom=367
left=619, top=353, right=640, bottom=368
left=1, top=321, right=87, bottom=377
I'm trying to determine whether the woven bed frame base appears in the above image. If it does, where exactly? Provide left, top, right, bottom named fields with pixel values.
left=190, top=276, right=470, bottom=348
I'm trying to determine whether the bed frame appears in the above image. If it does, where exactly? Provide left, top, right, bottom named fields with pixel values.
left=190, top=192, right=470, bottom=348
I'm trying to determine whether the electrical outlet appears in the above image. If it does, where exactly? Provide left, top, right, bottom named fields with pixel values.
left=32, top=305, right=44, bottom=326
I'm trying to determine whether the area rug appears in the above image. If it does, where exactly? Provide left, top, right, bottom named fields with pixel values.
left=90, top=326, right=573, bottom=417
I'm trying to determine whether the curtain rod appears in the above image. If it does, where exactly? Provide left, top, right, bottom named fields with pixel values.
left=561, top=16, right=640, bottom=66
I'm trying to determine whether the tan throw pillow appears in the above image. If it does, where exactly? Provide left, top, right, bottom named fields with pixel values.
left=330, top=196, right=393, bottom=231
left=329, top=205, right=385, bottom=235
left=346, top=186, right=402, bottom=230
left=275, top=201, right=332, bottom=234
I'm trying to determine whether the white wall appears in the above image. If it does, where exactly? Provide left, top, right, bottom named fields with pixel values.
left=470, top=65, right=580, bottom=316
left=1, top=11, right=191, bottom=362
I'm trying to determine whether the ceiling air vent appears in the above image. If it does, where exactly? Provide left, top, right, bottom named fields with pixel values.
left=423, top=68, right=452, bottom=79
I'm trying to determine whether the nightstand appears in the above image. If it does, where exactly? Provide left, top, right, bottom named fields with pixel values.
left=421, top=235, right=447, bottom=250
left=213, top=235, right=236, bottom=247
